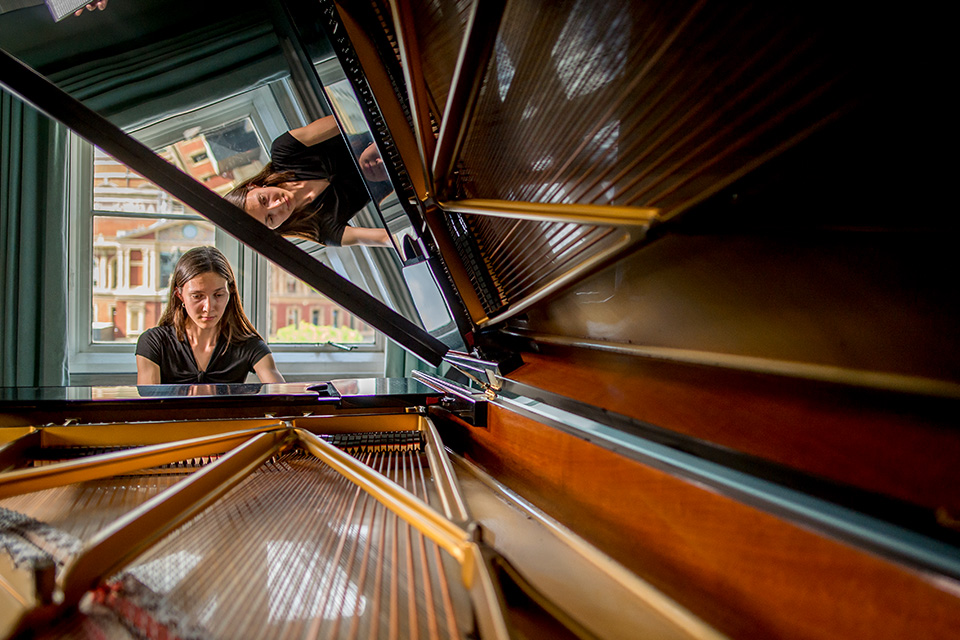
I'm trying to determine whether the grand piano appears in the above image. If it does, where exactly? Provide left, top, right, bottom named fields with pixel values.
left=1, top=1, right=958, bottom=638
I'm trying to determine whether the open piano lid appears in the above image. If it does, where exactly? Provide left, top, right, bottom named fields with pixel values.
left=2, top=0, right=954, bottom=381
left=0, top=0, right=665, bottom=375
left=3, top=1, right=960, bottom=638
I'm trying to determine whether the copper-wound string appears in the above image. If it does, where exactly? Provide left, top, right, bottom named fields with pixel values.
left=367, top=450, right=388, bottom=640
left=341, top=451, right=377, bottom=640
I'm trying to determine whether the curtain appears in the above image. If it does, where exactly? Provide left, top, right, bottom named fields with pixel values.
left=384, top=338, right=444, bottom=379
left=0, top=89, right=68, bottom=386
left=46, top=15, right=287, bottom=131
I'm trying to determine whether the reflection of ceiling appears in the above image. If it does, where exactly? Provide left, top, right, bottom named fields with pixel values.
left=1, top=1, right=287, bottom=130
left=0, top=0, right=266, bottom=69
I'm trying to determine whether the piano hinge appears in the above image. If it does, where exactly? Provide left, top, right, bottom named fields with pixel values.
left=412, top=370, right=489, bottom=427
left=443, top=350, right=503, bottom=395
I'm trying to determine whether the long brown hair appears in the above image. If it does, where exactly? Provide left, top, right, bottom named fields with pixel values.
left=158, top=246, right=261, bottom=344
left=224, top=163, right=320, bottom=242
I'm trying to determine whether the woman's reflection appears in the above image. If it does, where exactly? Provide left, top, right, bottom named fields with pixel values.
left=225, top=115, right=392, bottom=247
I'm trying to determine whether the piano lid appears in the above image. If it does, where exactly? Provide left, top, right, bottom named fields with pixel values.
left=2, top=0, right=952, bottom=385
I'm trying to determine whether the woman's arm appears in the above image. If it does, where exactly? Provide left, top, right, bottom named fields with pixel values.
left=288, top=115, right=341, bottom=147
left=136, top=355, right=162, bottom=385
left=253, top=354, right=286, bottom=384
left=340, top=227, right=392, bottom=247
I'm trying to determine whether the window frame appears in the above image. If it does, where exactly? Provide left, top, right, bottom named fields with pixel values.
left=67, top=82, right=388, bottom=383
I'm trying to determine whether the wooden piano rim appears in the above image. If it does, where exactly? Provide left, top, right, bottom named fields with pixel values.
left=435, top=400, right=960, bottom=640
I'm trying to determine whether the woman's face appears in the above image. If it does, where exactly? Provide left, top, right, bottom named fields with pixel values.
left=359, top=143, right=388, bottom=182
left=244, top=186, right=295, bottom=229
left=178, top=272, right=229, bottom=331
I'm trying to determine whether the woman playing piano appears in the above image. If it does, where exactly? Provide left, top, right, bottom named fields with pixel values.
left=135, top=246, right=285, bottom=385
left=225, top=115, right=392, bottom=247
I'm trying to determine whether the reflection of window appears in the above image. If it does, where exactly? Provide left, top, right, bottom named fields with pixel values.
left=332, top=309, right=339, bottom=327
left=311, top=308, right=320, bottom=325
left=551, top=0, right=627, bottom=100
left=323, top=82, right=367, bottom=134
left=287, top=307, right=299, bottom=327
left=286, top=277, right=297, bottom=294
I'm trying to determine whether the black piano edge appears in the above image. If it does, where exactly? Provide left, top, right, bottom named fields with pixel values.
left=0, top=378, right=441, bottom=416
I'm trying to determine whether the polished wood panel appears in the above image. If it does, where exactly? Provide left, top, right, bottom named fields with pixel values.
left=505, top=350, right=960, bottom=514
left=437, top=402, right=960, bottom=640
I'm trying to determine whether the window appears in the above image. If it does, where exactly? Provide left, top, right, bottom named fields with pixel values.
left=67, top=81, right=389, bottom=381
left=286, top=307, right=300, bottom=327
left=266, top=259, right=377, bottom=345
left=128, top=250, right=144, bottom=287
left=127, top=303, right=146, bottom=337
left=89, top=150, right=219, bottom=345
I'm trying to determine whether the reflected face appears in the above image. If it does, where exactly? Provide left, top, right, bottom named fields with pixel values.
left=359, top=143, right=388, bottom=182
left=178, top=272, right=229, bottom=330
left=244, top=186, right=295, bottom=229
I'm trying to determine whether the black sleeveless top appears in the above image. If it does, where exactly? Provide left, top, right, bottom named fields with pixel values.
left=270, top=132, right=373, bottom=246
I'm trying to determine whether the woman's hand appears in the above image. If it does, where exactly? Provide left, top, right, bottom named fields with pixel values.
left=75, top=0, right=108, bottom=16
left=340, top=227, right=392, bottom=247
left=288, top=115, right=341, bottom=147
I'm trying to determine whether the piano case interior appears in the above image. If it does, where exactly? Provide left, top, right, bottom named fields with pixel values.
left=1, top=0, right=958, bottom=638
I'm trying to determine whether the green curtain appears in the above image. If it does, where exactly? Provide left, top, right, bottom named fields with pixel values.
left=384, top=338, right=448, bottom=379
left=46, top=15, right=287, bottom=131
left=0, top=89, right=68, bottom=386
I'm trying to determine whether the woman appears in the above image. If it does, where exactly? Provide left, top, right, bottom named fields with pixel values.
left=225, top=115, right=392, bottom=247
left=136, top=246, right=285, bottom=385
